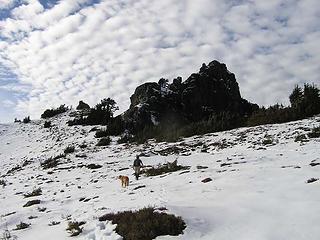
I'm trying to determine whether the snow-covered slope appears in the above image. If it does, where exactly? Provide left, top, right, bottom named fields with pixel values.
left=0, top=112, right=319, bottom=240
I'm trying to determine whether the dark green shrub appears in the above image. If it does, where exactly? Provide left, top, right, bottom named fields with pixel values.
left=41, top=105, right=68, bottom=118
left=64, top=146, right=75, bottom=154
left=141, top=162, right=189, bottom=176
left=41, top=157, right=59, bottom=169
left=79, top=143, right=87, bottom=149
left=0, top=179, right=6, bottom=187
left=66, top=221, right=85, bottom=237
left=44, top=121, right=51, bottom=128
left=308, top=126, right=320, bottom=138
left=86, top=164, right=102, bottom=169
left=23, top=116, right=31, bottom=123
left=98, top=207, right=186, bottom=240
left=262, top=138, right=273, bottom=145
left=96, top=137, right=111, bottom=146
left=295, top=134, right=307, bottom=142
left=24, top=188, right=42, bottom=198
left=7, top=165, right=22, bottom=175
left=94, top=129, right=108, bottom=138
left=15, top=222, right=30, bottom=230
left=68, top=98, right=119, bottom=126
left=117, top=134, right=134, bottom=144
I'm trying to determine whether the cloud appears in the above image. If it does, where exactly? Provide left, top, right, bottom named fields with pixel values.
left=0, top=0, right=16, bottom=10
left=0, top=0, right=319, bottom=121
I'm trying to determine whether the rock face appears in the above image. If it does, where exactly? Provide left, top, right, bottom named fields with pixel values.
left=122, top=60, right=258, bottom=133
left=76, top=101, right=90, bottom=110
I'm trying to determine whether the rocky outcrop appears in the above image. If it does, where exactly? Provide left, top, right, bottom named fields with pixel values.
left=122, top=60, right=258, bottom=133
left=76, top=101, right=90, bottom=110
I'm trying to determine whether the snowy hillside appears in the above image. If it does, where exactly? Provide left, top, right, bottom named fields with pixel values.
left=0, top=112, right=319, bottom=240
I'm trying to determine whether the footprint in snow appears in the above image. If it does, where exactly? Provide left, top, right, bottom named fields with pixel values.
left=85, top=221, right=122, bottom=240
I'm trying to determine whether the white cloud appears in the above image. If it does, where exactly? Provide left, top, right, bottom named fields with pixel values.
left=0, top=0, right=319, bottom=120
left=0, top=0, right=16, bottom=10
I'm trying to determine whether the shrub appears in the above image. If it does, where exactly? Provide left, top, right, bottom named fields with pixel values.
left=79, top=143, right=87, bottom=149
left=24, top=188, right=42, bottom=198
left=94, top=129, right=108, bottom=138
left=86, top=164, right=102, bottom=169
left=141, top=162, right=189, bottom=177
left=41, top=156, right=61, bottom=169
left=14, top=118, right=21, bottom=123
left=23, top=116, right=31, bottom=123
left=96, top=137, right=111, bottom=146
left=68, top=98, right=119, bottom=126
left=64, top=146, right=75, bottom=154
left=262, top=138, right=273, bottom=145
left=6, top=165, right=22, bottom=175
left=117, top=134, right=134, bottom=144
left=44, top=121, right=51, bottom=128
left=308, top=126, right=320, bottom=138
left=66, top=221, right=85, bottom=237
left=295, top=134, right=307, bottom=142
left=307, top=178, right=318, bottom=184
left=98, top=207, right=186, bottom=240
left=0, top=179, right=6, bottom=187
left=41, top=105, right=68, bottom=118
left=14, top=222, right=30, bottom=230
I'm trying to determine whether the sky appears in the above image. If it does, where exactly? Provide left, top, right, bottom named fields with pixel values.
left=0, top=0, right=319, bottom=123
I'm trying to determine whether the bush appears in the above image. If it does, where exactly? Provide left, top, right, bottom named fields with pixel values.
left=308, top=126, right=320, bottom=138
left=86, top=164, right=102, bottom=169
left=66, top=221, right=85, bottom=237
left=44, top=121, right=51, bottom=128
left=295, top=134, right=307, bottom=142
left=68, top=98, right=119, bottom=126
left=24, top=188, right=42, bottom=198
left=98, top=207, right=186, bottom=240
left=94, top=129, right=108, bottom=138
left=96, top=137, right=111, bottom=146
left=41, top=157, right=59, bottom=169
left=0, top=179, right=6, bottom=187
left=262, top=137, right=273, bottom=145
left=14, top=222, right=30, bottom=230
left=64, top=146, right=75, bottom=154
left=117, top=134, right=134, bottom=144
left=23, top=116, right=31, bottom=123
left=41, top=105, right=68, bottom=119
left=141, top=161, right=189, bottom=176
left=79, top=143, right=87, bottom=149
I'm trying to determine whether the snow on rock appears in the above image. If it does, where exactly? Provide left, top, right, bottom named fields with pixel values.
left=0, top=112, right=319, bottom=240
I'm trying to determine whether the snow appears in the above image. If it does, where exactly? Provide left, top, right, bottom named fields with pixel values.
left=0, top=112, right=319, bottom=240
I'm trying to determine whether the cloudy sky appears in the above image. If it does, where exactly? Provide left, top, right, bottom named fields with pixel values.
left=0, top=0, right=319, bottom=123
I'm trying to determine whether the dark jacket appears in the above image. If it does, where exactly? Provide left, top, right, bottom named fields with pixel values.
left=133, top=159, right=143, bottom=167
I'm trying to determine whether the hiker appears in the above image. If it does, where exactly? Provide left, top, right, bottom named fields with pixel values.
left=133, top=155, right=143, bottom=180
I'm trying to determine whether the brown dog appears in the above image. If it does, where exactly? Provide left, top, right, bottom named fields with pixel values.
left=118, top=175, right=129, bottom=187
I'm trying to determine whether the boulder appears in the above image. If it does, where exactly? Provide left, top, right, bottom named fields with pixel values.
left=122, top=60, right=258, bottom=133
left=76, top=101, right=90, bottom=110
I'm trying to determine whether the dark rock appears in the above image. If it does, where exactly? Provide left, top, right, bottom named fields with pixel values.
left=118, top=167, right=129, bottom=171
left=196, top=165, right=208, bottom=170
left=307, top=178, right=318, bottom=184
left=76, top=100, right=90, bottom=110
left=310, top=162, right=320, bottom=167
left=133, top=185, right=146, bottom=190
left=23, top=200, right=40, bottom=207
left=86, top=164, right=102, bottom=169
left=121, top=60, right=258, bottom=133
left=201, top=178, right=212, bottom=183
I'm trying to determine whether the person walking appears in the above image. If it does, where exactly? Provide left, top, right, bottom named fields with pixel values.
left=133, top=155, right=143, bottom=180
